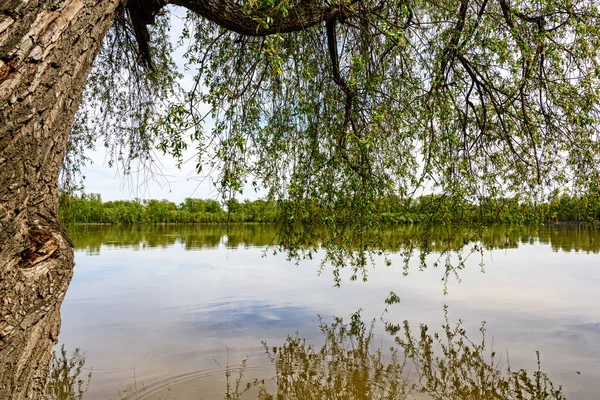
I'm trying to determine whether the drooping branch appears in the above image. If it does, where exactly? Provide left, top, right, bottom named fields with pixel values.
left=438, top=0, right=469, bottom=79
left=171, top=0, right=350, bottom=36
left=326, top=18, right=354, bottom=136
left=325, top=17, right=371, bottom=180
left=127, top=0, right=167, bottom=69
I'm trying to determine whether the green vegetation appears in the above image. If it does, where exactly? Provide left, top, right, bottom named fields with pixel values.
left=59, top=194, right=278, bottom=224
left=6, top=2, right=600, bottom=397
left=60, top=192, right=600, bottom=285
left=60, top=192, right=600, bottom=226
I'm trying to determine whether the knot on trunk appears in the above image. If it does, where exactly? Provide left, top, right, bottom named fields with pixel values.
left=19, top=226, right=59, bottom=268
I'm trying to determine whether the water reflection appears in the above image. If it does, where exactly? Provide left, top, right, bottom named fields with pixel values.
left=253, top=313, right=410, bottom=400
left=68, top=224, right=277, bottom=254
left=250, top=312, right=567, bottom=400
left=482, top=225, right=600, bottom=253
left=1, top=221, right=597, bottom=400
left=56, top=223, right=600, bottom=398
left=46, top=345, right=91, bottom=400
left=28, top=223, right=597, bottom=400
left=115, top=311, right=566, bottom=400
left=67, top=224, right=600, bottom=254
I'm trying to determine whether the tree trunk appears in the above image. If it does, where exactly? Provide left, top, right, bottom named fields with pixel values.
left=0, top=1, right=120, bottom=398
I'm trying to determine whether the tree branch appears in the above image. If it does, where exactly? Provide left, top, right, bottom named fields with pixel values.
left=326, top=19, right=353, bottom=138
left=325, top=18, right=370, bottom=179
left=170, top=0, right=349, bottom=36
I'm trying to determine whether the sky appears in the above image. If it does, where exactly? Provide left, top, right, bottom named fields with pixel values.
left=79, top=7, right=260, bottom=204
left=81, top=147, right=221, bottom=203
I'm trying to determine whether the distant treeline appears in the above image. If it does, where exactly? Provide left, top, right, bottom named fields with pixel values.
left=59, top=193, right=600, bottom=225
left=59, top=194, right=278, bottom=224
left=377, top=193, right=600, bottom=225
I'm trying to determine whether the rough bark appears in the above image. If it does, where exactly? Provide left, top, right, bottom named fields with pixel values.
left=0, top=1, right=120, bottom=398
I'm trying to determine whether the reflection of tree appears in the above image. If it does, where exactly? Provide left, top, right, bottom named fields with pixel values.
left=68, top=224, right=600, bottom=255
left=483, top=225, right=600, bottom=254
left=248, top=311, right=566, bottom=400
left=67, top=224, right=278, bottom=253
left=46, top=345, right=91, bottom=400
left=67, top=223, right=600, bottom=290
left=394, top=316, right=565, bottom=400
left=255, top=314, right=409, bottom=400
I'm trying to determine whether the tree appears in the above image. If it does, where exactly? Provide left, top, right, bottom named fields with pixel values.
left=2, top=1, right=600, bottom=397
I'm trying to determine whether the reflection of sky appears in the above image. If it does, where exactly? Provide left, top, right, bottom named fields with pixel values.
left=182, top=303, right=318, bottom=338
left=59, top=238, right=600, bottom=400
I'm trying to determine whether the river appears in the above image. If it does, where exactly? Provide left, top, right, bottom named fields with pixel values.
left=56, top=224, right=600, bottom=400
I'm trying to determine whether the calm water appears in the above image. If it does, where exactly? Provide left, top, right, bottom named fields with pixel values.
left=59, top=224, right=600, bottom=399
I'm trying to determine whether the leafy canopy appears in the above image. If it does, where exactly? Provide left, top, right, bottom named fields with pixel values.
left=69, top=0, right=600, bottom=274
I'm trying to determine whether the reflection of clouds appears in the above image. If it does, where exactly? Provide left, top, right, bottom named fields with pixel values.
left=182, top=302, right=317, bottom=339
left=570, top=323, right=600, bottom=334
left=551, top=330, right=584, bottom=343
